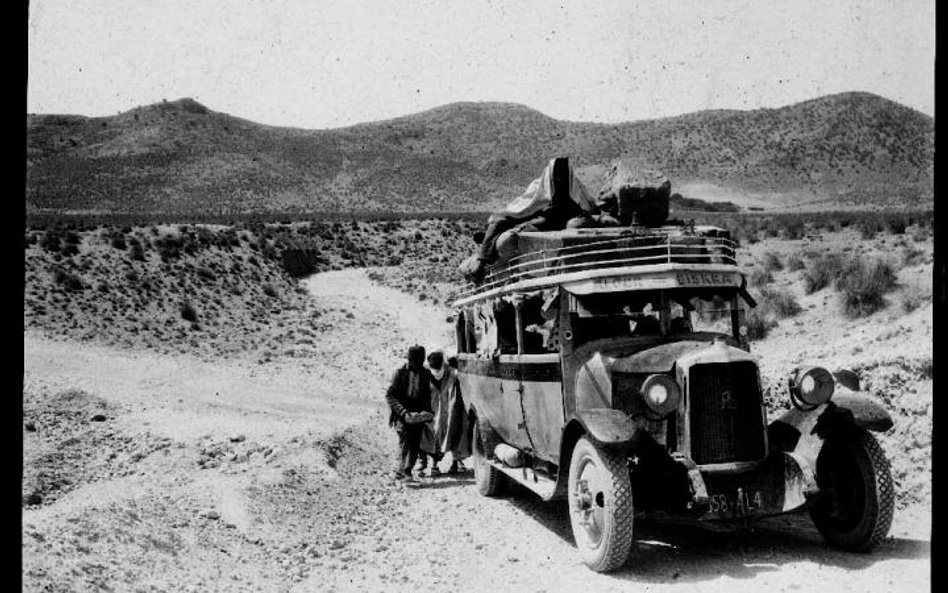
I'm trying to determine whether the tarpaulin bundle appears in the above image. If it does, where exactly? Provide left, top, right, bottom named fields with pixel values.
left=488, top=157, right=597, bottom=224
left=596, top=163, right=670, bottom=227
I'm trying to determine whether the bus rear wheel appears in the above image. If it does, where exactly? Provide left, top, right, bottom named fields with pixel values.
left=471, top=419, right=506, bottom=497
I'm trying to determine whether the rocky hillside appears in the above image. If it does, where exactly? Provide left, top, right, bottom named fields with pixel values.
left=27, top=92, right=933, bottom=215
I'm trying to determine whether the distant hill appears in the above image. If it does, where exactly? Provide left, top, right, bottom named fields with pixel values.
left=26, top=92, right=933, bottom=216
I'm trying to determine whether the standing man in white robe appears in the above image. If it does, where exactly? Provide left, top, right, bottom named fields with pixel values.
left=420, top=347, right=471, bottom=476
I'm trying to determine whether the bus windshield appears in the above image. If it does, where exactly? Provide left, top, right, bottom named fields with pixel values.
left=569, top=288, right=744, bottom=344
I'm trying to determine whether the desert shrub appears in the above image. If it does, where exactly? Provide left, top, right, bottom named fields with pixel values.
left=886, top=216, right=907, bottom=235
left=762, top=251, right=784, bottom=272
left=744, top=308, right=777, bottom=341
left=749, top=268, right=774, bottom=286
left=61, top=243, right=80, bottom=256
left=196, top=266, right=216, bottom=281
left=155, top=235, right=186, bottom=260
left=262, top=284, right=278, bottom=298
left=52, top=269, right=84, bottom=292
left=110, top=234, right=127, bottom=249
left=857, top=217, right=881, bottom=240
left=64, top=231, right=81, bottom=245
left=783, top=220, right=804, bottom=240
left=179, top=301, right=198, bottom=322
left=280, top=248, right=327, bottom=278
left=802, top=252, right=845, bottom=294
left=901, top=292, right=929, bottom=314
left=835, top=258, right=898, bottom=318
left=911, top=226, right=929, bottom=243
left=787, top=254, right=805, bottom=271
left=901, top=246, right=927, bottom=267
left=130, top=243, right=146, bottom=261
left=759, top=287, right=802, bottom=318
left=40, top=231, right=62, bottom=252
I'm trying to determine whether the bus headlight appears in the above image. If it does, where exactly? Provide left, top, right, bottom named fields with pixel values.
left=788, top=366, right=835, bottom=410
left=640, top=374, right=681, bottom=418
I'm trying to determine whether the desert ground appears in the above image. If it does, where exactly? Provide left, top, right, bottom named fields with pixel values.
left=22, top=221, right=931, bottom=592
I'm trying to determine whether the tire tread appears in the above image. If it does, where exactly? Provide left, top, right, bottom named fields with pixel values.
left=811, top=429, right=894, bottom=552
left=568, top=437, right=634, bottom=572
left=860, top=431, right=894, bottom=551
left=473, top=419, right=505, bottom=497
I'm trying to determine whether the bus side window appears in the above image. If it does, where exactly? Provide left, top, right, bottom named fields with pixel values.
left=455, top=311, right=466, bottom=353
left=464, top=308, right=476, bottom=353
left=520, top=295, right=551, bottom=353
left=474, top=302, right=495, bottom=356
left=493, top=300, right=518, bottom=355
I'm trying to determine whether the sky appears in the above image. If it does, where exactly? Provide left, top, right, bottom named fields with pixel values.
left=27, top=0, right=935, bottom=129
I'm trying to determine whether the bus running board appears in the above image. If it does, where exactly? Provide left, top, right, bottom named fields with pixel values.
left=488, top=459, right=557, bottom=499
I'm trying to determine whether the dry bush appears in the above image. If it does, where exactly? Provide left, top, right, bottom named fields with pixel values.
left=886, top=216, right=908, bottom=235
left=857, top=217, right=881, bottom=240
left=110, top=233, right=127, bottom=249
left=901, top=292, right=929, bottom=314
left=762, top=251, right=784, bottom=272
left=196, top=266, right=216, bottom=282
left=749, top=268, right=774, bottom=286
left=781, top=220, right=804, bottom=240
left=802, top=252, right=846, bottom=294
left=911, top=226, right=929, bottom=243
left=179, top=301, right=198, bottom=322
left=52, top=269, right=84, bottom=292
left=40, top=231, right=62, bottom=253
left=758, top=286, right=802, bottom=318
left=835, top=258, right=898, bottom=318
left=745, top=308, right=777, bottom=341
left=787, top=253, right=806, bottom=271
left=130, top=243, right=146, bottom=262
left=901, top=246, right=927, bottom=267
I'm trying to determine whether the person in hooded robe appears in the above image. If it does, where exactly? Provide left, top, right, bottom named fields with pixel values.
left=385, top=344, right=434, bottom=482
left=459, top=157, right=614, bottom=284
left=419, top=347, right=471, bottom=475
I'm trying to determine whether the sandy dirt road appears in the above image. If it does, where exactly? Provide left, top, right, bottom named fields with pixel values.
left=22, top=269, right=930, bottom=592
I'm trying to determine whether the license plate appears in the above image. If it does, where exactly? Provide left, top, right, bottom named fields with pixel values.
left=708, top=488, right=763, bottom=517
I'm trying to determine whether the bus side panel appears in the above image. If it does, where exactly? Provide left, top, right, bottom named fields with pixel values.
left=458, top=354, right=531, bottom=451
left=519, top=354, right=565, bottom=465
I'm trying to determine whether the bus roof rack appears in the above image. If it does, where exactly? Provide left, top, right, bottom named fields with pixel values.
left=451, top=225, right=742, bottom=306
